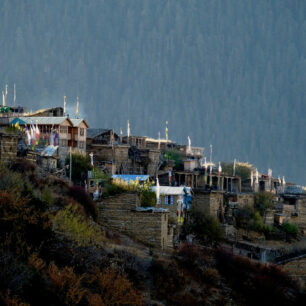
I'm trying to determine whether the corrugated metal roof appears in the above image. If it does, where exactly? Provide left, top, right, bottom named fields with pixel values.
left=136, top=207, right=169, bottom=212
left=112, top=174, right=150, bottom=182
left=41, top=145, right=58, bottom=157
left=152, top=186, right=191, bottom=195
left=10, top=116, right=72, bottom=125
left=70, top=118, right=89, bottom=128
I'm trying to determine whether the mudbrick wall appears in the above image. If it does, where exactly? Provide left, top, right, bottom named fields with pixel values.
left=0, top=131, right=18, bottom=164
left=193, top=191, right=224, bottom=218
left=97, top=192, right=172, bottom=249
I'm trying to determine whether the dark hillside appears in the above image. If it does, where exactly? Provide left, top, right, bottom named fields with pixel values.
left=0, top=160, right=305, bottom=304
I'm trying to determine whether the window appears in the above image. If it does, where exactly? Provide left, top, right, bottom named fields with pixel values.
left=80, top=128, right=84, bottom=136
left=158, top=197, right=161, bottom=204
left=165, top=196, right=174, bottom=205
left=79, top=141, right=85, bottom=149
left=59, top=126, right=68, bottom=134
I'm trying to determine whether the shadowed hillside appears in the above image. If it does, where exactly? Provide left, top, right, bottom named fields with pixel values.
left=0, top=160, right=305, bottom=305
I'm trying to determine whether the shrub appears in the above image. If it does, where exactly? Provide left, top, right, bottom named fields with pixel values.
left=234, top=207, right=279, bottom=236
left=163, top=149, right=184, bottom=170
left=182, top=208, right=223, bottom=246
left=177, top=243, right=210, bottom=270
left=254, top=192, right=274, bottom=216
left=215, top=248, right=302, bottom=305
left=52, top=204, right=104, bottom=247
left=47, top=263, right=86, bottom=305
left=86, top=269, right=143, bottom=306
left=9, top=158, right=37, bottom=174
left=65, top=153, right=91, bottom=183
left=149, top=259, right=183, bottom=300
left=103, top=183, right=125, bottom=197
left=234, top=206, right=254, bottom=229
left=41, top=187, right=54, bottom=206
left=68, top=186, right=98, bottom=221
left=140, top=190, right=156, bottom=207
left=282, top=222, right=299, bottom=235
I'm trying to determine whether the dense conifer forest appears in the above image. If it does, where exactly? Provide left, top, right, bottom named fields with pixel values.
left=0, top=0, right=305, bottom=184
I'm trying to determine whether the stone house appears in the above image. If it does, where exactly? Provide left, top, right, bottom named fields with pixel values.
left=98, top=192, right=173, bottom=250
left=87, top=129, right=119, bottom=146
left=38, top=145, right=58, bottom=171
left=87, top=130, right=160, bottom=177
left=173, top=169, right=241, bottom=192
left=10, top=116, right=89, bottom=161
left=69, top=119, right=89, bottom=153
left=179, top=145, right=204, bottom=158
left=225, top=193, right=255, bottom=209
left=275, top=193, right=306, bottom=235
left=152, top=186, right=192, bottom=224
left=254, top=173, right=281, bottom=193
left=122, top=135, right=176, bottom=151
left=192, top=189, right=225, bottom=221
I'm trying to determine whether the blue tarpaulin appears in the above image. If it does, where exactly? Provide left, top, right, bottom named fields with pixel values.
left=112, top=174, right=150, bottom=182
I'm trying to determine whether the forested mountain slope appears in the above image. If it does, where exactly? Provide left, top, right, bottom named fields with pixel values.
left=0, top=0, right=305, bottom=183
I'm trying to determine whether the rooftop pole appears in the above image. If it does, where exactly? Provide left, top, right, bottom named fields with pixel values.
left=69, top=146, right=72, bottom=182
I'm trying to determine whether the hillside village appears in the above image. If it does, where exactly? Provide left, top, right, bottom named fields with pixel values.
left=1, top=101, right=306, bottom=295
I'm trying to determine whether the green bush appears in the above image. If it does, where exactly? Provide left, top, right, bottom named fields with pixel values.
left=282, top=222, right=299, bottom=235
left=163, top=149, right=184, bottom=170
left=254, top=192, right=274, bottom=216
left=52, top=204, right=104, bottom=247
left=182, top=207, right=223, bottom=245
left=234, top=206, right=254, bottom=229
left=65, top=153, right=91, bottom=183
left=140, top=190, right=156, bottom=207
left=234, top=208, right=278, bottom=235
left=103, top=183, right=125, bottom=197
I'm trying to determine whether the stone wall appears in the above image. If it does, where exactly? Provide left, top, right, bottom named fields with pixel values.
left=192, top=191, right=224, bottom=218
left=237, top=193, right=254, bottom=208
left=147, top=149, right=160, bottom=177
left=276, top=197, right=306, bottom=235
left=0, top=131, right=18, bottom=164
left=88, top=144, right=129, bottom=173
left=281, top=257, right=306, bottom=284
left=263, top=209, right=274, bottom=226
left=98, top=193, right=172, bottom=249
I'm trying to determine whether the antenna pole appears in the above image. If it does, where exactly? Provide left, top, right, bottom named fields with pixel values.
left=64, top=95, right=66, bottom=116
left=14, top=84, right=16, bottom=106
left=210, top=144, right=212, bottom=164
left=69, top=146, right=72, bottom=182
